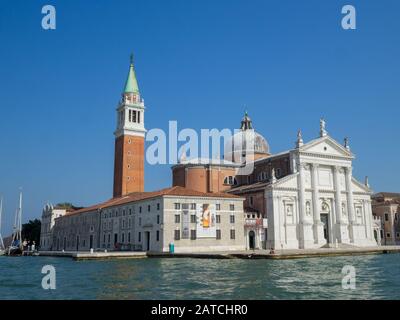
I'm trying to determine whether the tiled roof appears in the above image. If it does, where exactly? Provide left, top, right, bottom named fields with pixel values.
left=64, top=186, right=240, bottom=216
left=372, top=192, right=400, bottom=199
left=228, top=181, right=270, bottom=193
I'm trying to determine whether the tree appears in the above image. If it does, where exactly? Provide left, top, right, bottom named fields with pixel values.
left=55, top=202, right=74, bottom=209
left=22, top=219, right=41, bottom=245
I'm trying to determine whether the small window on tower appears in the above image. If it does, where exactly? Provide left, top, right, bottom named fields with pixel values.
left=138, top=111, right=141, bottom=124
left=132, top=110, right=137, bottom=123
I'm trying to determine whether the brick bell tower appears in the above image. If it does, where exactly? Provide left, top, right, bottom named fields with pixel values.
left=113, top=55, right=146, bottom=197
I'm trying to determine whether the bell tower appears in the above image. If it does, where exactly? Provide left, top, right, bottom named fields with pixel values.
left=113, top=55, right=146, bottom=197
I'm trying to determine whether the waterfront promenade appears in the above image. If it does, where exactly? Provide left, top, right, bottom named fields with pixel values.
left=38, top=246, right=400, bottom=261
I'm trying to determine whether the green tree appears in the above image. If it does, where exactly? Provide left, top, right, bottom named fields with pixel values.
left=21, top=219, right=41, bottom=245
left=55, top=202, right=74, bottom=209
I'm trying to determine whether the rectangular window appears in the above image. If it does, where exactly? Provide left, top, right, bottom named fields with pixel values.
left=129, top=208, right=132, bottom=215
left=385, top=213, right=389, bottom=221
left=216, top=215, right=221, bottom=223
left=386, top=232, right=391, bottom=238
left=156, top=230, right=160, bottom=241
left=190, top=203, right=196, bottom=210
left=216, top=204, right=221, bottom=211
left=250, top=197, right=254, bottom=206
left=139, top=217, right=142, bottom=226
left=138, top=232, right=141, bottom=242
left=157, top=203, right=160, bottom=210
left=174, top=203, right=181, bottom=210
left=132, top=110, right=137, bottom=122
left=128, top=232, right=131, bottom=242
left=216, top=229, right=221, bottom=240
left=174, top=230, right=180, bottom=241
left=108, top=234, right=110, bottom=243
left=230, top=204, right=235, bottom=211
left=147, top=205, right=151, bottom=212
left=157, top=215, right=160, bottom=224
left=139, top=206, right=142, bottom=213
left=190, top=229, right=196, bottom=240
left=230, top=215, right=235, bottom=224
left=230, top=229, right=235, bottom=239
left=190, top=214, right=196, bottom=223
left=175, top=214, right=180, bottom=223
left=397, top=233, right=400, bottom=238
left=137, top=111, right=141, bottom=123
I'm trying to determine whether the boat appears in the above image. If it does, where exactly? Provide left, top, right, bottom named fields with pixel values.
left=0, top=196, right=5, bottom=256
left=6, top=191, right=23, bottom=256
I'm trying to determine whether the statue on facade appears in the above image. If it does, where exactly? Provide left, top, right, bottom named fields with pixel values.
left=320, top=118, right=327, bottom=137
left=296, top=129, right=304, bottom=148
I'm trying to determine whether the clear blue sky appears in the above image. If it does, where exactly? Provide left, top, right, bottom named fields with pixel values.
left=0, top=0, right=399, bottom=235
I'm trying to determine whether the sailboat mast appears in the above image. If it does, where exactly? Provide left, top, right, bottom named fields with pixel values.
left=19, top=191, right=22, bottom=244
left=0, top=196, right=4, bottom=250
left=0, top=196, right=2, bottom=233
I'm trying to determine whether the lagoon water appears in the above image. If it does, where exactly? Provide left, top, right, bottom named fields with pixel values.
left=0, top=254, right=399, bottom=299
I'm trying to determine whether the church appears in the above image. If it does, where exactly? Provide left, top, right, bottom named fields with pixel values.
left=174, top=112, right=378, bottom=249
left=40, top=58, right=378, bottom=252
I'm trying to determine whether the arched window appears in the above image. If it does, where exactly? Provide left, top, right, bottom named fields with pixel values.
left=224, top=176, right=237, bottom=185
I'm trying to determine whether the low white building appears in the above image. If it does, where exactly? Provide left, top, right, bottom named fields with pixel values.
left=43, top=186, right=245, bottom=253
left=40, top=204, right=68, bottom=250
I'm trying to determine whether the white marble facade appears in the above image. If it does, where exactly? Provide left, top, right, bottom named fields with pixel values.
left=265, top=132, right=377, bottom=250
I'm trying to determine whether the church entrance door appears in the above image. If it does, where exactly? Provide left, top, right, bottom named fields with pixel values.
left=320, top=214, right=329, bottom=243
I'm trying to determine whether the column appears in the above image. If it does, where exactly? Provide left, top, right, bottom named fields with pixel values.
left=311, top=164, right=320, bottom=224
left=333, top=166, right=342, bottom=224
left=297, top=162, right=313, bottom=248
left=310, top=163, right=325, bottom=245
left=345, top=167, right=355, bottom=243
left=298, top=163, right=306, bottom=224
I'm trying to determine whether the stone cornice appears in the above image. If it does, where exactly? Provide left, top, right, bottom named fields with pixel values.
left=299, top=151, right=353, bottom=161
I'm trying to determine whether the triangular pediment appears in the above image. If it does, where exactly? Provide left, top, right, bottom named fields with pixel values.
left=352, top=177, right=372, bottom=193
left=271, top=173, right=299, bottom=189
left=300, top=136, right=353, bottom=158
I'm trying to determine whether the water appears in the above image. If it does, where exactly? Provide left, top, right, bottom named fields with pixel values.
left=0, top=254, right=399, bottom=299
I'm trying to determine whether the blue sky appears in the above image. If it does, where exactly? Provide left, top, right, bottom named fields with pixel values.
left=0, top=0, right=399, bottom=235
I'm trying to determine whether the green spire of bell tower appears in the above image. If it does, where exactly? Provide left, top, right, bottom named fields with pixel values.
left=123, top=54, right=140, bottom=94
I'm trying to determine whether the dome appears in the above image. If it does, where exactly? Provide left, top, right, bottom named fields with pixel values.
left=224, top=112, right=270, bottom=163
